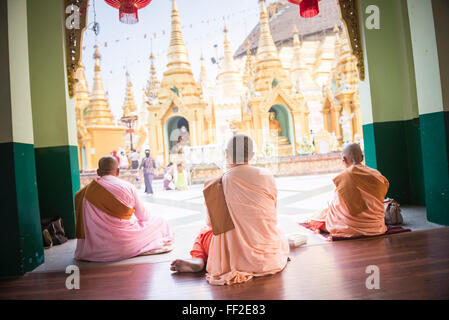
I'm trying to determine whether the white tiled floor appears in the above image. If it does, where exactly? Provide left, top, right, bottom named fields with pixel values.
left=286, top=192, right=334, bottom=210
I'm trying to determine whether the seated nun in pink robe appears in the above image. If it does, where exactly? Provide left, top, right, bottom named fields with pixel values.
left=170, top=134, right=290, bottom=285
left=74, top=156, right=172, bottom=262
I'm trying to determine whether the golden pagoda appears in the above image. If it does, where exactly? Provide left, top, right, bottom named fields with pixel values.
left=290, top=25, right=304, bottom=93
left=243, top=40, right=255, bottom=89
left=75, top=0, right=363, bottom=168
left=77, top=46, right=125, bottom=170
left=145, top=51, right=160, bottom=102
left=147, top=0, right=208, bottom=164
left=121, top=71, right=140, bottom=152
left=211, top=25, right=248, bottom=147
left=246, top=0, right=307, bottom=156
left=122, top=71, right=138, bottom=118
left=74, top=62, right=90, bottom=170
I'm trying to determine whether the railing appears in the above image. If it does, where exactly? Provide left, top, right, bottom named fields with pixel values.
left=183, top=144, right=225, bottom=167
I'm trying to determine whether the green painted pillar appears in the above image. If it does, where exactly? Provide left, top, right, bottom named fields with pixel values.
left=407, top=0, right=449, bottom=225
left=0, top=0, right=44, bottom=276
left=27, top=0, right=80, bottom=238
left=359, top=0, right=426, bottom=206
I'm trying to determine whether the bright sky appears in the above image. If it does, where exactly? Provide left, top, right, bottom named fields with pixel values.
left=82, top=0, right=276, bottom=120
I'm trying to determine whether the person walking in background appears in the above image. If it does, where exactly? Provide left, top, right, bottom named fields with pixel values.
left=129, top=149, right=140, bottom=169
left=140, top=149, right=156, bottom=196
left=111, top=150, right=120, bottom=166
left=119, top=151, right=129, bottom=169
left=163, top=163, right=175, bottom=191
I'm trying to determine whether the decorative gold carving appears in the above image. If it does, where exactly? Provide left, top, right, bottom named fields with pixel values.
left=338, top=0, right=365, bottom=81
left=64, top=0, right=88, bottom=98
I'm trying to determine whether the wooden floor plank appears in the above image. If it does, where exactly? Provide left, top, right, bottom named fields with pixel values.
left=1, top=228, right=449, bottom=300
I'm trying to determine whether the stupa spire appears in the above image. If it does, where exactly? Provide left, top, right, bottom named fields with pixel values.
left=217, top=25, right=243, bottom=94
left=256, top=0, right=279, bottom=62
left=122, top=71, right=137, bottom=117
left=166, top=0, right=191, bottom=70
left=74, top=62, right=89, bottom=111
left=220, top=25, right=238, bottom=74
left=158, top=0, right=200, bottom=106
left=199, top=53, right=208, bottom=86
left=291, top=24, right=302, bottom=73
left=146, top=51, right=160, bottom=101
left=84, top=46, right=115, bottom=126
left=253, top=0, right=292, bottom=93
left=243, top=39, right=255, bottom=88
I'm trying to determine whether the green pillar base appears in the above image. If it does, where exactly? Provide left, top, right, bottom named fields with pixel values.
left=362, top=119, right=426, bottom=206
left=419, top=111, right=449, bottom=225
left=34, top=145, right=80, bottom=239
left=0, top=142, right=44, bottom=277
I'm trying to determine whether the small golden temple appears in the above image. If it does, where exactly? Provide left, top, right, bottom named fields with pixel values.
left=74, top=0, right=362, bottom=169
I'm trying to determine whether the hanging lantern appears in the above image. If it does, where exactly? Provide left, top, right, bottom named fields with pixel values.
left=104, top=0, right=152, bottom=24
left=288, top=0, right=322, bottom=18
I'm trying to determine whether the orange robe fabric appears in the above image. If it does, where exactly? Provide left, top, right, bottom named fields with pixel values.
left=190, top=227, right=213, bottom=263
left=310, top=164, right=389, bottom=238
left=205, top=165, right=290, bottom=286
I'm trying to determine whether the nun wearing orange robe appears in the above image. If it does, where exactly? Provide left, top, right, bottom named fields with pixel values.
left=309, top=143, right=389, bottom=238
left=170, top=134, right=290, bottom=285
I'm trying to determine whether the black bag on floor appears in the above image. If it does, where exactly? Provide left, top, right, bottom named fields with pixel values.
left=41, top=217, right=68, bottom=247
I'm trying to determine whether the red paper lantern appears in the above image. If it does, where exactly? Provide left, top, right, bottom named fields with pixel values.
left=288, top=0, right=322, bottom=18
left=105, top=0, right=152, bottom=24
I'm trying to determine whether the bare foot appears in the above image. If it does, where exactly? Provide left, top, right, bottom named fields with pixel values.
left=170, top=258, right=205, bottom=273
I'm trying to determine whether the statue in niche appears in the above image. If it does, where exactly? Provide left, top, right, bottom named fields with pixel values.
left=269, top=112, right=282, bottom=137
left=179, top=126, right=190, bottom=146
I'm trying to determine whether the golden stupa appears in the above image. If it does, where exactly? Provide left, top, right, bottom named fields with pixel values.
left=75, top=46, right=125, bottom=170
left=76, top=0, right=363, bottom=168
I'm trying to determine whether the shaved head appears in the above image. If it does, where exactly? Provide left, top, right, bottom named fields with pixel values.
left=342, top=143, right=364, bottom=167
left=97, top=156, right=119, bottom=177
left=226, top=134, right=255, bottom=165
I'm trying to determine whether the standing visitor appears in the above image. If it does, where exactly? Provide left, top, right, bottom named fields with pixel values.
left=175, top=163, right=189, bottom=191
left=129, top=149, right=140, bottom=169
left=119, top=151, right=129, bottom=169
left=140, top=149, right=156, bottom=196
left=111, top=150, right=120, bottom=166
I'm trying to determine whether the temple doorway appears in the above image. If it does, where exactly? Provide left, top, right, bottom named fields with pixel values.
left=269, top=104, right=295, bottom=155
left=164, top=116, right=191, bottom=161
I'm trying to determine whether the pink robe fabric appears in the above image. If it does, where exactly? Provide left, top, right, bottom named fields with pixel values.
left=310, top=166, right=388, bottom=238
left=75, top=175, right=172, bottom=262
left=206, top=165, right=290, bottom=285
